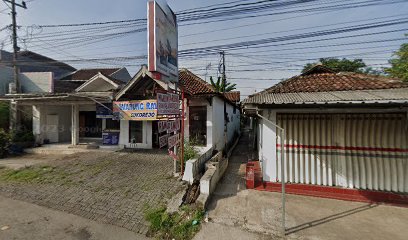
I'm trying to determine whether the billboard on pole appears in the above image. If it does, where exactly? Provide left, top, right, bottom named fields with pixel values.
left=148, top=0, right=178, bottom=82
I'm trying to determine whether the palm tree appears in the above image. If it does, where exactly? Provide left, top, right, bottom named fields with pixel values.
left=210, top=76, right=237, bottom=92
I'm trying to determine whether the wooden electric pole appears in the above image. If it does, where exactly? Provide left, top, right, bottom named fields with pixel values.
left=4, top=0, right=27, bottom=93
left=3, top=0, right=27, bottom=131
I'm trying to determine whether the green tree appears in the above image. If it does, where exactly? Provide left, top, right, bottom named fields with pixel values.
left=302, top=58, right=367, bottom=73
left=385, top=43, right=408, bottom=81
left=209, top=76, right=236, bottom=92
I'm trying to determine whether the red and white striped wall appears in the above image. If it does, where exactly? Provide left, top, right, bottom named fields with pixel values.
left=258, top=111, right=408, bottom=193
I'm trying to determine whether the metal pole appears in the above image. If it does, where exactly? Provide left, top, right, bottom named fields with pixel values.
left=281, top=128, right=286, bottom=236
left=180, top=88, right=185, bottom=174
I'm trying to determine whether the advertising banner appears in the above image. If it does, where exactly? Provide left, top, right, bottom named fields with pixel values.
left=157, top=93, right=179, bottom=116
left=147, top=0, right=178, bottom=82
left=113, top=100, right=157, bottom=121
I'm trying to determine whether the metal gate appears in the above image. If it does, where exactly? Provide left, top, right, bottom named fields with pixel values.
left=276, top=113, right=408, bottom=193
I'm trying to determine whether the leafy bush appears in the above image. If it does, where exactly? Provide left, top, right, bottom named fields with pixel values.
left=11, top=129, right=35, bottom=143
left=184, top=139, right=198, bottom=162
left=0, top=129, right=11, bottom=158
left=145, top=205, right=205, bottom=240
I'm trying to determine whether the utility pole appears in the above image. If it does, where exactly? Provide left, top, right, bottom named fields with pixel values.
left=220, top=51, right=228, bottom=157
left=3, top=0, right=27, bottom=131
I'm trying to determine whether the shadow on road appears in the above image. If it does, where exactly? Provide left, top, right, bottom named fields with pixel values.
left=286, top=203, right=378, bottom=235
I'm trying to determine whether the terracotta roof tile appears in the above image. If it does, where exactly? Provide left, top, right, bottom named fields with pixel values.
left=224, top=91, right=240, bottom=102
left=60, top=68, right=121, bottom=80
left=179, top=69, right=215, bottom=95
left=259, top=68, right=408, bottom=95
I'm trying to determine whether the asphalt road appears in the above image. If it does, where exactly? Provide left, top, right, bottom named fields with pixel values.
left=0, top=195, right=148, bottom=240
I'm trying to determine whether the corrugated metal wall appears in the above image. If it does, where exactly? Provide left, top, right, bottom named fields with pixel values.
left=276, top=113, right=408, bottom=193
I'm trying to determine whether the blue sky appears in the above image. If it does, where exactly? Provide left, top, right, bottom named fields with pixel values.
left=0, top=0, right=407, bottom=98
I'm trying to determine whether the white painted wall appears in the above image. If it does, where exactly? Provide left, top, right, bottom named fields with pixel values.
left=0, top=66, right=54, bottom=95
left=32, top=105, right=72, bottom=143
left=20, top=72, right=54, bottom=93
left=184, top=96, right=240, bottom=151
left=257, top=110, right=277, bottom=182
left=212, top=96, right=241, bottom=151
left=118, top=120, right=153, bottom=149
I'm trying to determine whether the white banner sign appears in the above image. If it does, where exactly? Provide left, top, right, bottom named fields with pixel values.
left=168, top=133, right=179, bottom=148
left=157, top=93, right=180, bottom=116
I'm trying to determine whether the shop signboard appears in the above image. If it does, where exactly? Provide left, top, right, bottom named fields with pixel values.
left=157, top=93, right=179, bottom=116
left=167, top=120, right=180, bottom=132
left=113, top=100, right=157, bottom=121
left=159, top=134, right=168, bottom=148
left=168, top=133, right=179, bottom=148
left=102, top=132, right=119, bottom=145
left=147, top=0, right=178, bottom=82
left=96, top=103, right=113, bottom=119
left=158, top=120, right=168, bottom=133
left=158, top=119, right=180, bottom=133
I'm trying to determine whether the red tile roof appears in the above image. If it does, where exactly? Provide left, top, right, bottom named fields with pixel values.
left=179, top=68, right=215, bottom=95
left=60, top=68, right=121, bottom=80
left=224, top=91, right=240, bottom=102
left=179, top=69, right=241, bottom=104
left=260, top=66, right=408, bottom=94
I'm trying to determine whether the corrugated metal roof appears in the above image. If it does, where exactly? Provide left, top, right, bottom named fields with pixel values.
left=242, top=88, right=408, bottom=105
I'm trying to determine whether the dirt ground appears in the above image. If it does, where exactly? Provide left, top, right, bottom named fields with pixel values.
left=0, top=195, right=148, bottom=240
left=0, top=154, right=65, bottom=169
left=0, top=150, right=185, bottom=235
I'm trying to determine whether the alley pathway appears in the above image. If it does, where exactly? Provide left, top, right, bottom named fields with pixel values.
left=195, top=129, right=408, bottom=240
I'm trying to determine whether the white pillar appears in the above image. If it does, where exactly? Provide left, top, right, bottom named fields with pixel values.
left=33, top=105, right=45, bottom=144
left=71, top=104, right=79, bottom=145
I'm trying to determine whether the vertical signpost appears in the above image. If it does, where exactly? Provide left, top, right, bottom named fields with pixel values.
left=147, top=0, right=181, bottom=175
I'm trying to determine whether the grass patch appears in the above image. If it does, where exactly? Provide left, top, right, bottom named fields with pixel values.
left=145, top=205, right=205, bottom=240
left=0, top=165, right=72, bottom=184
left=0, top=166, right=52, bottom=183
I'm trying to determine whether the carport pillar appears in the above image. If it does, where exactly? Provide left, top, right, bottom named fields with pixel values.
left=71, top=104, right=79, bottom=146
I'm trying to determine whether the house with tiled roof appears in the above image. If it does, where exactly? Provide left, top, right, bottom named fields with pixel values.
left=114, top=66, right=240, bottom=150
left=242, top=65, right=408, bottom=203
left=1, top=64, right=132, bottom=145
left=178, top=68, right=240, bottom=150
left=2, top=63, right=240, bottom=151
